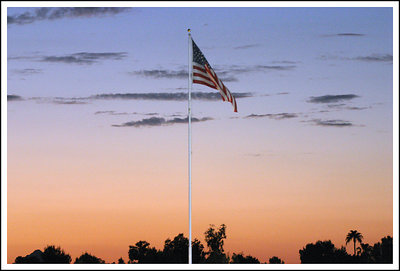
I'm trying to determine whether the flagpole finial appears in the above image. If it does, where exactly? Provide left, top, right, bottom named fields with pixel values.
left=187, top=28, right=191, bottom=33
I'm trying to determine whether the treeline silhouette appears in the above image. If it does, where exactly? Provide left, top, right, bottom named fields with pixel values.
left=14, top=225, right=392, bottom=264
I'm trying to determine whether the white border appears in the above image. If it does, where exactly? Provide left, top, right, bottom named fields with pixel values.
left=1, top=1, right=399, bottom=270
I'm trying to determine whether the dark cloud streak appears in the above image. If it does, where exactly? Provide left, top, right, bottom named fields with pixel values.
left=336, top=33, right=365, bottom=36
left=7, top=95, right=24, bottom=101
left=354, top=54, right=393, bottom=62
left=245, top=113, right=298, bottom=120
left=12, top=68, right=42, bottom=75
left=312, top=119, right=354, bottom=127
left=41, top=52, right=127, bottom=64
left=130, top=64, right=295, bottom=82
left=308, top=94, right=359, bottom=104
left=112, top=117, right=213, bottom=127
left=8, top=7, right=131, bottom=25
left=91, top=92, right=253, bottom=101
left=233, top=44, right=261, bottom=50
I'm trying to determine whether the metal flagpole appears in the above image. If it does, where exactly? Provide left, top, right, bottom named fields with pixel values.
left=187, top=28, right=193, bottom=265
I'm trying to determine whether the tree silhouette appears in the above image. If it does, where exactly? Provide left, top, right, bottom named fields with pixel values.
left=163, top=233, right=188, bottom=263
left=372, top=236, right=393, bottom=263
left=12, top=225, right=392, bottom=265
left=268, top=256, right=285, bottom=264
left=204, top=224, right=229, bottom=263
left=14, top=250, right=45, bottom=263
left=345, top=230, right=363, bottom=256
left=299, top=240, right=352, bottom=263
left=42, top=245, right=72, bottom=263
left=74, top=252, right=105, bottom=263
left=231, top=253, right=260, bottom=263
left=192, top=238, right=206, bottom=263
left=162, top=233, right=206, bottom=263
left=128, top=240, right=163, bottom=263
left=358, top=243, right=373, bottom=263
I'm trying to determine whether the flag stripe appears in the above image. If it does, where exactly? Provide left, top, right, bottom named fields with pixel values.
left=193, top=72, right=214, bottom=83
left=193, top=79, right=218, bottom=90
left=204, top=65, right=228, bottom=101
left=191, top=38, right=237, bottom=112
left=192, top=74, right=217, bottom=88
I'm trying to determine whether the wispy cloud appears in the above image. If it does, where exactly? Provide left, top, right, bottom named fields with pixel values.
left=94, top=111, right=159, bottom=116
left=51, top=100, right=88, bottom=105
left=233, top=44, right=261, bottom=50
left=346, top=106, right=370, bottom=110
left=12, top=68, right=42, bottom=75
left=312, top=119, right=354, bottom=127
left=112, top=116, right=213, bottom=127
left=7, top=95, right=24, bottom=101
left=29, top=97, right=88, bottom=105
left=321, top=33, right=365, bottom=37
left=130, top=69, right=187, bottom=79
left=245, top=113, right=298, bottom=120
left=8, top=7, right=131, bottom=25
left=336, top=33, right=365, bottom=36
left=219, top=65, right=296, bottom=73
left=130, top=64, right=295, bottom=82
left=326, top=104, right=370, bottom=111
left=308, top=94, right=359, bottom=104
left=271, top=60, right=299, bottom=65
left=8, top=92, right=253, bottom=106
left=130, top=68, right=237, bottom=82
left=9, top=52, right=128, bottom=65
left=41, top=52, right=127, bottom=64
left=318, top=53, right=392, bottom=63
left=353, top=54, right=393, bottom=62
left=95, top=110, right=129, bottom=115
left=91, top=92, right=253, bottom=101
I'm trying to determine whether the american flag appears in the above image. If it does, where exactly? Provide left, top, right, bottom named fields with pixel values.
left=192, top=39, right=238, bottom=112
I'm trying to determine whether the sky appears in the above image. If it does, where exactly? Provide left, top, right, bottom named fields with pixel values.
left=3, top=2, right=398, bottom=265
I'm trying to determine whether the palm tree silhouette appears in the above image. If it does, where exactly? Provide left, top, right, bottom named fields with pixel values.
left=345, top=230, right=363, bottom=256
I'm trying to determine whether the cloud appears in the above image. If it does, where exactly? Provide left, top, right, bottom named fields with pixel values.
left=353, top=54, right=393, bottom=62
left=336, top=33, right=365, bottom=36
left=112, top=116, right=213, bottom=127
left=95, top=110, right=129, bottom=115
left=130, top=64, right=295, bottom=82
left=308, top=94, right=359, bottom=104
left=245, top=113, right=298, bottom=120
left=233, top=44, right=261, bottom=50
left=91, top=92, right=253, bottom=101
left=312, top=119, right=354, bottom=127
left=41, top=52, right=127, bottom=64
left=8, top=7, right=131, bottom=25
left=130, top=69, right=187, bottom=79
left=220, top=65, right=296, bottom=73
left=7, top=95, right=23, bottom=101
left=319, top=53, right=392, bottom=63
left=130, top=68, right=237, bottom=82
left=322, top=33, right=365, bottom=37
left=12, top=68, right=42, bottom=75
left=94, top=111, right=159, bottom=116
left=346, top=106, right=370, bottom=110
left=326, top=104, right=370, bottom=111
left=28, top=97, right=88, bottom=105
left=51, top=100, right=88, bottom=105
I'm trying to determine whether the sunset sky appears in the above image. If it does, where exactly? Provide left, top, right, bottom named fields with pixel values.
left=3, top=2, right=398, bottom=265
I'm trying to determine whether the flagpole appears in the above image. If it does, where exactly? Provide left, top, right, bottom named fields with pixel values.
left=187, top=28, right=193, bottom=265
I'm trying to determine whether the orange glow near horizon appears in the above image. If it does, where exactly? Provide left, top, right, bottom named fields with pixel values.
left=7, top=117, right=393, bottom=263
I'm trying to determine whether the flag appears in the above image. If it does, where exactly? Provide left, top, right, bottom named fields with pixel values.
left=191, top=39, right=238, bottom=112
